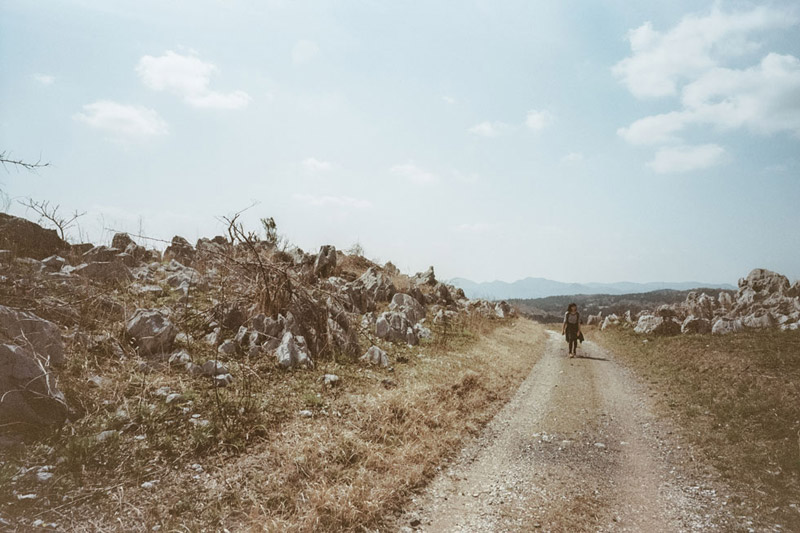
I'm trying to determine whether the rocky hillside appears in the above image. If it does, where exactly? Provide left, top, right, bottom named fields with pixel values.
left=595, top=268, right=800, bottom=336
left=0, top=214, right=515, bottom=435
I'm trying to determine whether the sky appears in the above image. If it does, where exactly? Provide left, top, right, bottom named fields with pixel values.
left=1, top=0, right=799, bottom=285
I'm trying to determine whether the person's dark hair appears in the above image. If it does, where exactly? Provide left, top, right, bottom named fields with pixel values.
left=567, top=303, right=577, bottom=312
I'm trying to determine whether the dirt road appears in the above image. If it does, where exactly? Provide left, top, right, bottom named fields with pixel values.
left=398, top=326, right=736, bottom=532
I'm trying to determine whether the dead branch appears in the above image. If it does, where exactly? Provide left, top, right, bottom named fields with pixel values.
left=19, top=198, right=86, bottom=242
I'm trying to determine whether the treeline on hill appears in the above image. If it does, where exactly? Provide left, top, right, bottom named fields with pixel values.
left=511, top=288, right=736, bottom=323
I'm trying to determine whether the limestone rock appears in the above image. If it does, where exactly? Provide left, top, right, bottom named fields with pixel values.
left=0, top=213, right=68, bottom=259
left=111, top=232, right=135, bottom=250
left=376, top=311, right=418, bottom=345
left=389, top=293, right=426, bottom=324
left=314, top=245, right=337, bottom=278
left=163, top=236, right=195, bottom=264
left=634, top=315, right=680, bottom=336
left=494, top=301, right=513, bottom=319
left=0, top=343, right=67, bottom=427
left=712, top=318, right=744, bottom=335
left=126, top=309, right=177, bottom=355
left=413, top=266, right=437, bottom=287
left=681, top=316, right=711, bottom=334
left=0, top=305, right=65, bottom=366
left=74, top=261, right=133, bottom=283
left=275, top=331, right=313, bottom=368
left=360, top=345, right=389, bottom=367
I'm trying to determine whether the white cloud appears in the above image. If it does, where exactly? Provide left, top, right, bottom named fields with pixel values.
left=561, top=152, right=584, bottom=163
left=302, top=157, right=333, bottom=172
left=136, top=50, right=251, bottom=110
left=613, top=6, right=794, bottom=99
left=619, top=53, right=800, bottom=144
left=292, top=40, right=319, bottom=65
left=390, top=162, right=438, bottom=184
left=293, top=194, right=371, bottom=209
left=74, top=100, right=168, bottom=139
left=525, top=109, right=554, bottom=131
left=617, top=111, right=688, bottom=145
left=33, top=73, right=55, bottom=86
left=442, top=95, right=456, bottom=105
left=647, top=144, right=725, bottom=174
left=468, top=121, right=508, bottom=137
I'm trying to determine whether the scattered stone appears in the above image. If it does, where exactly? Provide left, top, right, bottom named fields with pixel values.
left=201, top=360, right=229, bottom=377
left=126, top=309, right=177, bottom=356
left=212, top=373, right=234, bottom=387
left=74, top=261, right=133, bottom=283
left=323, top=374, right=340, bottom=386
left=275, top=332, right=313, bottom=368
left=0, top=343, right=68, bottom=427
left=681, top=316, right=712, bottom=334
left=96, top=430, right=119, bottom=443
left=217, top=339, right=236, bottom=356
left=314, top=245, right=337, bottom=277
left=0, top=305, right=65, bottom=365
left=165, top=393, right=186, bottom=404
left=299, top=409, right=313, bottom=418
left=389, top=293, right=426, bottom=324
left=633, top=315, right=680, bottom=336
left=376, top=311, right=418, bottom=345
left=361, top=345, right=389, bottom=367
left=712, top=318, right=744, bottom=335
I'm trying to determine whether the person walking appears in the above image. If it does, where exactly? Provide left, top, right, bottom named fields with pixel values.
left=561, top=303, right=582, bottom=358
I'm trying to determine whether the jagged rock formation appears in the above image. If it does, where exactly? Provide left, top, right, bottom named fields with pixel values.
left=605, top=268, right=800, bottom=336
left=0, top=215, right=514, bottom=431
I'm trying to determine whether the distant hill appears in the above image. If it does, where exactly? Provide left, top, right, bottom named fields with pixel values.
left=449, top=276, right=736, bottom=301
left=510, top=288, right=737, bottom=323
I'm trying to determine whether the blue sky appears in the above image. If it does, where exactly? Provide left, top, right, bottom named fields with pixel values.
left=1, top=0, right=799, bottom=284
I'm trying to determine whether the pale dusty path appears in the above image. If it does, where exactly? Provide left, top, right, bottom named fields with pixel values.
left=397, top=325, right=735, bottom=532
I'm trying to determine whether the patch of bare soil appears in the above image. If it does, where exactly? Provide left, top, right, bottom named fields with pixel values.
left=396, top=329, right=741, bottom=532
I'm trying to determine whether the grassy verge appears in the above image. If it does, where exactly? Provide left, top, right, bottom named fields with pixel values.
left=1, top=317, right=546, bottom=531
left=596, top=327, right=800, bottom=529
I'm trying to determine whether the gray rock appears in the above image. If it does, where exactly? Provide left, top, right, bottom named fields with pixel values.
left=203, top=328, right=221, bottom=347
left=275, top=331, right=313, bottom=368
left=601, top=315, right=620, bottom=330
left=634, top=315, right=680, bottom=336
left=376, top=311, right=418, bottom=345
left=413, top=266, right=437, bottom=286
left=165, top=393, right=186, bottom=404
left=685, top=292, right=717, bottom=320
left=654, top=305, right=678, bottom=319
left=111, top=232, right=135, bottom=250
left=251, top=314, right=283, bottom=337
left=414, top=323, right=432, bottom=340
left=163, top=236, right=195, bottom=264
left=495, top=301, right=513, bottom=318
left=213, top=373, right=234, bottom=387
left=389, top=293, right=426, bottom=324
left=323, top=374, right=340, bottom=386
left=0, top=305, right=65, bottom=366
left=96, top=430, right=119, bottom=442
left=681, top=316, right=711, bottom=334
left=586, top=314, right=603, bottom=326
left=361, top=345, right=389, bottom=367
left=201, top=359, right=229, bottom=376
left=74, top=261, right=133, bottom=283
left=314, top=245, right=337, bottom=278
left=217, top=339, right=237, bottom=355
left=82, top=245, right=121, bottom=263
left=299, top=409, right=313, bottom=418
left=712, top=318, right=744, bottom=335
left=41, top=255, right=67, bottom=272
left=0, top=213, right=68, bottom=259
left=168, top=350, right=192, bottom=366
left=185, top=362, right=204, bottom=376
left=126, top=309, right=177, bottom=356
left=742, top=310, right=773, bottom=329
left=0, top=343, right=68, bottom=427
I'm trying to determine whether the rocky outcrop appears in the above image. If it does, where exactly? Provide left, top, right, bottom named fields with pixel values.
left=0, top=213, right=68, bottom=259
left=74, top=261, right=133, bottom=283
left=314, top=245, right=337, bottom=278
left=376, top=311, right=418, bottom=345
left=601, top=314, right=621, bottom=330
left=389, top=293, right=426, bottom=324
left=163, top=236, right=195, bottom=264
left=712, top=318, right=744, bottom=335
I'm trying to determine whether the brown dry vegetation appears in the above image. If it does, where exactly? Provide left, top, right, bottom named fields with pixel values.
left=596, top=327, right=800, bottom=530
left=0, top=244, right=542, bottom=531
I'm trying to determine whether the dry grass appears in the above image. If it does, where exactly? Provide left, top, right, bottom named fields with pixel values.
left=596, top=327, right=800, bottom=529
left=1, top=304, right=544, bottom=531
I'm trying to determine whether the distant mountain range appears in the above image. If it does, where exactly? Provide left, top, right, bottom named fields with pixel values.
left=449, top=277, right=736, bottom=301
